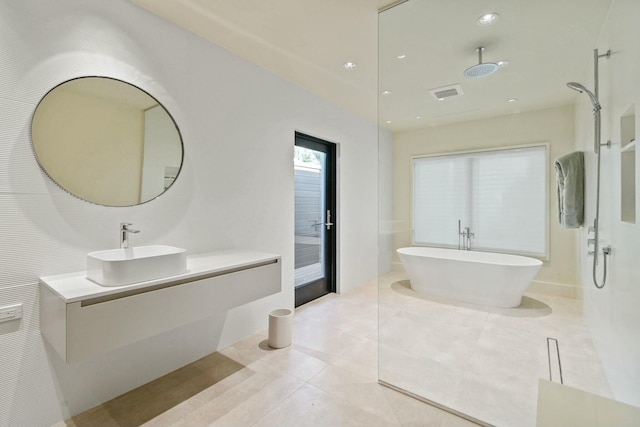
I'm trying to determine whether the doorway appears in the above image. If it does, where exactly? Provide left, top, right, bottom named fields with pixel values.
left=294, top=132, right=336, bottom=307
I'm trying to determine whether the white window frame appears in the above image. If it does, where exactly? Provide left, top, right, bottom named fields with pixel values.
left=411, top=143, right=549, bottom=259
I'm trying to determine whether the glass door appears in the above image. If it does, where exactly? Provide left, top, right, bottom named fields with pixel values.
left=294, top=132, right=336, bottom=307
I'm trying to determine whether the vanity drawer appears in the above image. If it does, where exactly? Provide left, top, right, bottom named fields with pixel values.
left=40, top=259, right=281, bottom=363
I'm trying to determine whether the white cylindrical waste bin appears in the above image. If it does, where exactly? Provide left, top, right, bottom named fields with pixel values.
left=268, top=308, right=293, bottom=349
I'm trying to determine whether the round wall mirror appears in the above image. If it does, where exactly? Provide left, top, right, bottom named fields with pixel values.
left=31, top=76, right=184, bottom=207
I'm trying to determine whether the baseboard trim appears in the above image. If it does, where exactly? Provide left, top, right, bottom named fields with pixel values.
left=527, top=280, right=582, bottom=299
left=391, top=261, right=405, bottom=272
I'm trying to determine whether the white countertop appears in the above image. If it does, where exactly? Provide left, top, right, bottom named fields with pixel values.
left=40, top=249, right=281, bottom=303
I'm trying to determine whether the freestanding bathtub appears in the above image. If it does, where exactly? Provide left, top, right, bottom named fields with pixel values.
left=397, top=247, right=542, bottom=308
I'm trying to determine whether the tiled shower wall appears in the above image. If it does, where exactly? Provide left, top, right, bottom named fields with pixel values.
left=0, top=1, right=383, bottom=425
left=576, top=0, right=640, bottom=407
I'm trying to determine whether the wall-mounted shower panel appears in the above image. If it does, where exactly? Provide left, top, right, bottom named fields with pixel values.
left=620, top=105, right=636, bottom=224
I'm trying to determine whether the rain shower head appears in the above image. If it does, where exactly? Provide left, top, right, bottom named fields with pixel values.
left=567, top=82, right=600, bottom=110
left=464, top=47, right=499, bottom=78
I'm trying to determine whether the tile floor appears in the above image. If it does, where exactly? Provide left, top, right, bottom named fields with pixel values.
left=59, top=277, right=479, bottom=427
left=378, top=272, right=612, bottom=427
left=59, top=271, right=611, bottom=427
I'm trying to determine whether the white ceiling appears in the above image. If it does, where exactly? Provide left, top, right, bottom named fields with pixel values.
left=130, top=0, right=391, bottom=124
left=130, top=0, right=612, bottom=133
left=379, top=0, right=612, bottom=131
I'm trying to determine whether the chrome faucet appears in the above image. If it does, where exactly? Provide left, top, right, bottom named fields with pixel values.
left=458, top=220, right=474, bottom=250
left=464, top=226, right=475, bottom=250
left=120, top=223, right=140, bottom=249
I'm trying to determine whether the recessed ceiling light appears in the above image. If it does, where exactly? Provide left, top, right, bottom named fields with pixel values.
left=396, top=54, right=407, bottom=59
left=497, top=60, right=510, bottom=68
left=385, top=120, right=392, bottom=124
left=416, top=116, right=422, bottom=119
left=381, top=90, right=392, bottom=95
left=507, top=98, right=518, bottom=103
left=343, top=62, right=357, bottom=70
left=477, top=12, right=499, bottom=26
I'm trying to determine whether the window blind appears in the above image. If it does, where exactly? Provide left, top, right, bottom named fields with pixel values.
left=413, top=145, right=547, bottom=255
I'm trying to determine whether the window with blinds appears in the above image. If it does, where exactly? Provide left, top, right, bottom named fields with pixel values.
left=413, top=145, right=547, bottom=256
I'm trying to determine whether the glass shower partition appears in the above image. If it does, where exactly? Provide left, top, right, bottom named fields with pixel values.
left=377, top=2, right=636, bottom=427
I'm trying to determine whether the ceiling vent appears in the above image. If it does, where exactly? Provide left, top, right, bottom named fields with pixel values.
left=428, top=84, right=464, bottom=100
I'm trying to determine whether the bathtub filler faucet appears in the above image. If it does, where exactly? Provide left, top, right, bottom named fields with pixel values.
left=464, top=227, right=475, bottom=250
left=120, top=223, right=140, bottom=249
left=458, top=220, right=475, bottom=250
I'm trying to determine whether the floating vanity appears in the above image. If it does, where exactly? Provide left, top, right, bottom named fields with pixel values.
left=40, top=249, right=281, bottom=363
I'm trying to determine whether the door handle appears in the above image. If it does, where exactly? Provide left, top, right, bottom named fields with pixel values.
left=325, top=210, right=334, bottom=230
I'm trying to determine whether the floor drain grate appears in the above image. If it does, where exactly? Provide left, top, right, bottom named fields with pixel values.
left=547, top=337, right=564, bottom=384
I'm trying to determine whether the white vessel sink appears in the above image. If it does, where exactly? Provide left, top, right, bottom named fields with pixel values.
left=87, top=245, right=187, bottom=287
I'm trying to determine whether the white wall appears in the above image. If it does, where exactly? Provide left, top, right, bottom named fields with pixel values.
left=392, top=105, right=579, bottom=293
left=576, top=0, right=640, bottom=407
left=0, top=1, right=380, bottom=425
